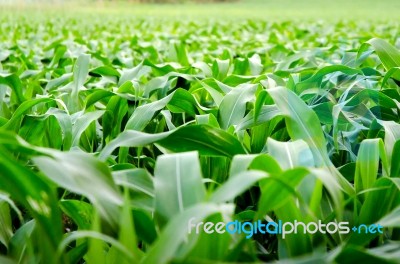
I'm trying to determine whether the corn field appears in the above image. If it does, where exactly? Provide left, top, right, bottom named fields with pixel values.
left=1, top=2, right=400, bottom=263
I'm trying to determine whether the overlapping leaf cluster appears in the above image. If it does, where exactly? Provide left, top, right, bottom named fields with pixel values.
left=1, top=17, right=400, bottom=263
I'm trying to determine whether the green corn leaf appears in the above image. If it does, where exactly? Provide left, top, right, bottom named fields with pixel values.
left=154, top=152, right=206, bottom=223
left=71, top=110, right=104, bottom=147
left=125, top=92, right=174, bottom=131
left=268, top=86, right=354, bottom=195
left=33, top=151, right=122, bottom=228
left=219, top=83, right=257, bottom=129
left=0, top=200, right=13, bottom=249
left=355, top=138, right=389, bottom=194
left=2, top=97, right=53, bottom=130
left=141, top=203, right=231, bottom=264
left=0, top=148, right=62, bottom=262
left=100, top=125, right=245, bottom=161
left=362, top=38, right=400, bottom=80
left=70, top=54, right=90, bottom=113
left=60, top=200, right=93, bottom=230
left=157, top=125, right=246, bottom=158
left=0, top=74, right=25, bottom=105
left=267, top=138, right=315, bottom=169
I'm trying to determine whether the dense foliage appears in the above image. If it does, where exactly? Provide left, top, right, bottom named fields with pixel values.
left=1, top=17, right=400, bottom=263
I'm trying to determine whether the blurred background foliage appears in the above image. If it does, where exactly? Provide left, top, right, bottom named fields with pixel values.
left=1, top=0, right=399, bottom=22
